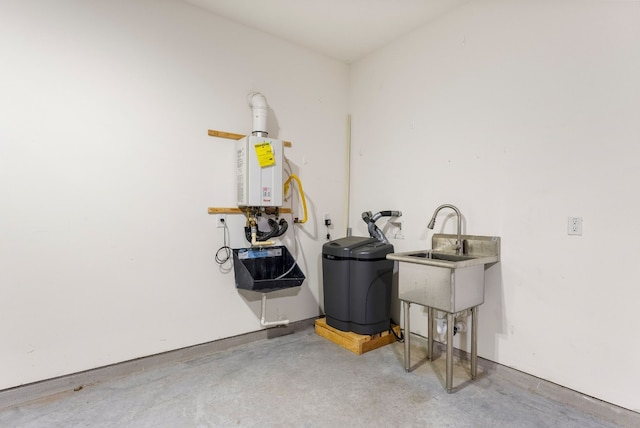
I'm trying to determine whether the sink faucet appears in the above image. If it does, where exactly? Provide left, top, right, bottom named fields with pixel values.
left=427, top=204, right=463, bottom=255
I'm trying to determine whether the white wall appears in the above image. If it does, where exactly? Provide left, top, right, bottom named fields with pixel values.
left=349, top=0, right=640, bottom=411
left=0, top=0, right=349, bottom=389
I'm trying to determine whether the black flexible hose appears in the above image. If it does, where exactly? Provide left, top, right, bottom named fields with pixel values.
left=390, top=318, right=404, bottom=342
left=245, top=225, right=278, bottom=243
left=260, top=218, right=280, bottom=240
left=272, top=218, right=288, bottom=237
left=244, top=218, right=288, bottom=243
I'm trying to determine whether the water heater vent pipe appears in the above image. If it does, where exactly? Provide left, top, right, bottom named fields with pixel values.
left=248, top=92, right=268, bottom=137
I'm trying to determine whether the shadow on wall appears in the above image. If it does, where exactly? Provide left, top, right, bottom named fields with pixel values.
left=481, top=262, right=505, bottom=361
left=238, top=287, right=301, bottom=321
left=266, top=106, right=280, bottom=138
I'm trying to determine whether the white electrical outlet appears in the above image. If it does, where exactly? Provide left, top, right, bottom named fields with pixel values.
left=217, top=214, right=226, bottom=228
left=568, top=216, right=582, bottom=235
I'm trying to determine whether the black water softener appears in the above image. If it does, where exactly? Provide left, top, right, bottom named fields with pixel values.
left=321, top=211, right=400, bottom=335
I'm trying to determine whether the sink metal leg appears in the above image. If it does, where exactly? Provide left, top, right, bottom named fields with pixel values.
left=403, top=300, right=410, bottom=372
left=446, top=312, right=454, bottom=393
left=471, top=306, right=478, bottom=379
left=427, top=307, right=434, bottom=360
left=402, top=302, right=478, bottom=393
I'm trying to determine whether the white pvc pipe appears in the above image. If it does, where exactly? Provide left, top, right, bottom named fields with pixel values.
left=345, top=115, right=351, bottom=236
left=248, top=92, right=268, bottom=136
left=251, top=227, right=275, bottom=247
left=436, top=313, right=468, bottom=338
left=260, top=293, right=289, bottom=327
left=436, top=317, right=447, bottom=336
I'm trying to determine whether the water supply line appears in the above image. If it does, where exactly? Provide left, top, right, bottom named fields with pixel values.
left=251, top=229, right=274, bottom=247
left=246, top=216, right=275, bottom=247
left=244, top=215, right=289, bottom=246
left=362, top=210, right=402, bottom=244
left=283, top=174, right=308, bottom=224
left=260, top=293, right=289, bottom=327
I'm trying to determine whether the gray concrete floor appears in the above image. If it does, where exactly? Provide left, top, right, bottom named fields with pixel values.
left=1, top=323, right=638, bottom=427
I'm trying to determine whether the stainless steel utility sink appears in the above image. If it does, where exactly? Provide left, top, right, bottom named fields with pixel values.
left=387, top=234, right=500, bottom=312
left=386, top=233, right=501, bottom=393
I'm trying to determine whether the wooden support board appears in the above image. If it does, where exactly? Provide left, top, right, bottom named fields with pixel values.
left=314, top=317, right=400, bottom=355
left=207, top=207, right=292, bottom=215
left=207, top=130, right=246, bottom=140
left=208, top=129, right=292, bottom=147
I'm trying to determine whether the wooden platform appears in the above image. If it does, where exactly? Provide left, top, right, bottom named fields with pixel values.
left=314, top=317, right=400, bottom=355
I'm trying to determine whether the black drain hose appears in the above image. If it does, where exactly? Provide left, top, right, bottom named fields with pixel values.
left=390, top=318, right=404, bottom=343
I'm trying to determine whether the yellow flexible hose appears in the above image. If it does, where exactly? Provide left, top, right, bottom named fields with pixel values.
left=283, top=174, right=308, bottom=224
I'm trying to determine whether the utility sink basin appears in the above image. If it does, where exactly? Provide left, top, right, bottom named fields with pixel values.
left=387, top=234, right=500, bottom=312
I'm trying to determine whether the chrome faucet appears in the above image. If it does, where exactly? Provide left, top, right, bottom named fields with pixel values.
left=427, top=204, right=463, bottom=255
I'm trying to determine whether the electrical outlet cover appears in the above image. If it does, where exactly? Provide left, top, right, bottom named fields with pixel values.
left=568, top=216, right=582, bottom=236
left=217, top=214, right=226, bottom=228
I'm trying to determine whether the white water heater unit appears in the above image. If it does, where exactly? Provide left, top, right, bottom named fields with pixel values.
left=236, top=135, right=283, bottom=207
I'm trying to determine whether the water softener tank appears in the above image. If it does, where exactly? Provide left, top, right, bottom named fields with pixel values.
left=322, top=236, right=395, bottom=335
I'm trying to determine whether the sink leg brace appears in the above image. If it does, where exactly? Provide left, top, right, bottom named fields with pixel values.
left=403, top=301, right=479, bottom=393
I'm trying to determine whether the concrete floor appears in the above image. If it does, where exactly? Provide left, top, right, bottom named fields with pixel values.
left=1, top=322, right=638, bottom=427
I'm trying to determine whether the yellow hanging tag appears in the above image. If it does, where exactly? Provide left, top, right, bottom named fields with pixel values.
left=254, top=142, right=275, bottom=167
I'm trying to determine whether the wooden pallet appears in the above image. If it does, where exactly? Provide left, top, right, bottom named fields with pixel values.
left=314, top=317, right=400, bottom=355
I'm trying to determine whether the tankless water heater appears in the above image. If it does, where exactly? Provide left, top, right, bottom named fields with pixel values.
left=236, top=135, right=283, bottom=207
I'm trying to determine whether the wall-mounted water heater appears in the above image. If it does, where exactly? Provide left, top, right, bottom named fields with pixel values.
left=237, top=135, right=283, bottom=207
